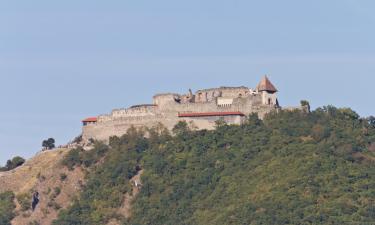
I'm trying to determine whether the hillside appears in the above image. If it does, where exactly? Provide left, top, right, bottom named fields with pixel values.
left=1, top=106, right=374, bottom=225
left=0, top=148, right=85, bottom=225
left=54, top=106, right=374, bottom=225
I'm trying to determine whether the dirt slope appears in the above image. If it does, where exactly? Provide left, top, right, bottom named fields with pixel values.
left=106, top=169, right=144, bottom=225
left=0, top=148, right=85, bottom=225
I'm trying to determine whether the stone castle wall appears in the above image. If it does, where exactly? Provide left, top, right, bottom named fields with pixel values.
left=82, top=84, right=280, bottom=142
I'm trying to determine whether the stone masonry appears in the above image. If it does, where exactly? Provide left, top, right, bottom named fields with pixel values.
left=82, top=76, right=281, bottom=142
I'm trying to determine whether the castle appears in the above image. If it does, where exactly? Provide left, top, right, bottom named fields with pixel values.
left=82, top=76, right=280, bottom=141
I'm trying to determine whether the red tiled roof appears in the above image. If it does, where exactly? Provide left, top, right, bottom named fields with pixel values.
left=178, top=112, right=245, bottom=117
left=256, top=76, right=278, bottom=92
left=82, top=117, right=97, bottom=122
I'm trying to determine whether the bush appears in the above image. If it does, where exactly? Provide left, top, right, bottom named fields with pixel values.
left=28, top=221, right=40, bottom=225
left=172, top=121, right=190, bottom=136
left=60, top=173, right=67, bottom=181
left=61, top=148, right=83, bottom=170
left=62, top=142, right=109, bottom=170
left=51, top=187, right=61, bottom=199
left=16, top=192, right=32, bottom=211
left=47, top=200, right=61, bottom=210
left=0, top=156, right=25, bottom=171
left=0, top=191, right=16, bottom=225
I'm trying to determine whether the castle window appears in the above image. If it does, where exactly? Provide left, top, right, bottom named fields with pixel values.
left=268, top=98, right=272, bottom=105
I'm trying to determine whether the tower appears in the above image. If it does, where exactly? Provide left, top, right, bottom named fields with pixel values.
left=256, top=76, right=279, bottom=106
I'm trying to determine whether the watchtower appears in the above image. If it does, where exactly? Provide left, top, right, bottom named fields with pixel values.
left=256, top=76, right=279, bottom=106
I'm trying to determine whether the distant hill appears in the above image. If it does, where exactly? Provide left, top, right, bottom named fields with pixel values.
left=1, top=106, right=374, bottom=225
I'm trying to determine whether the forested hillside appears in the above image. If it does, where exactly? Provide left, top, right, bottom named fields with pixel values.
left=51, top=106, right=375, bottom=225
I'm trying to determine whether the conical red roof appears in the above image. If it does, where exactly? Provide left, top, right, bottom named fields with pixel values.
left=256, top=76, right=277, bottom=92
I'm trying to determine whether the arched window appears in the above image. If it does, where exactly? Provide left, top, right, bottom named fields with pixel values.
left=268, top=98, right=272, bottom=105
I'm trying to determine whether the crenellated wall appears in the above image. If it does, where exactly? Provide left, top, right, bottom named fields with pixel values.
left=82, top=85, right=280, bottom=142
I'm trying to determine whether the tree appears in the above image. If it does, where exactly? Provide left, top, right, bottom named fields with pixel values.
left=0, top=156, right=25, bottom=171
left=300, top=100, right=311, bottom=112
left=5, top=160, right=12, bottom=170
left=311, top=124, right=330, bottom=142
left=42, top=138, right=55, bottom=150
left=339, top=108, right=359, bottom=120
left=172, top=121, right=190, bottom=136
left=10, top=156, right=25, bottom=169
left=215, top=118, right=227, bottom=129
left=247, top=113, right=262, bottom=126
left=368, top=116, right=375, bottom=128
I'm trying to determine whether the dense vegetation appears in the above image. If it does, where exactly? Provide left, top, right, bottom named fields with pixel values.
left=0, top=191, right=16, bottom=225
left=54, top=106, right=375, bottom=225
left=0, top=156, right=25, bottom=171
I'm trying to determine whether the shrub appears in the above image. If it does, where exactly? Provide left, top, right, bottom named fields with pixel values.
left=28, top=221, right=40, bottom=225
left=0, top=191, right=16, bottom=225
left=61, top=148, right=83, bottom=170
left=60, top=173, right=67, bottom=181
left=47, top=200, right=61, bottom=210
left=16, top=192, right=32, bottom=211
left=51, top=187, right=61, bottom=199
left=0, top=156, right=25, bottom=171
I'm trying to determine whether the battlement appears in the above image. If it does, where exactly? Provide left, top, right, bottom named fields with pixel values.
left=82, top=76, right=281, bottom=142
left=194, top=86, right=250, bottom=103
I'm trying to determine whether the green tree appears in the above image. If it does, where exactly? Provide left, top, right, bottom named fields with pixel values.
left=214, top=118, right=227, bottom=128
left=246, top=112, right=262, bottom=126
left=0, top=156, right=25, bottom=171
left=339, top=107, right=360, bottom=120
left=42, top=138, right=55, bottom=150
left=368, top=116, right=375, bottom=127
left=10, top=156, right=25, bottom=168
left=172, top=121, right=190, bottom=136
left=300, top=100, right=311, bottom=112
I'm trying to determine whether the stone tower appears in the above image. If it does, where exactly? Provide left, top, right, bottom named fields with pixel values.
left=256, top=75, right=278, bottom=106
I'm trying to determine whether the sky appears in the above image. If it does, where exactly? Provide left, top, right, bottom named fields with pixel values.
left=0, top=0, right=374, bottom=165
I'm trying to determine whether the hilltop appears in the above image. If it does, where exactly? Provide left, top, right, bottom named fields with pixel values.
left=58, top=107, right=374, bottom=224
left=81, top=76, right=289, bottom=143
left=1, top=106, right=374, bottom=225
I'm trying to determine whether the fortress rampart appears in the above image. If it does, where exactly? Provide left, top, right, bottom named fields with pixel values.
left=82, top=76, right=283, bottom=142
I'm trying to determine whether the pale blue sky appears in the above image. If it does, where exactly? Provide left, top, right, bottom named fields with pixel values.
left=0, top=0, right=374, bottom=165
